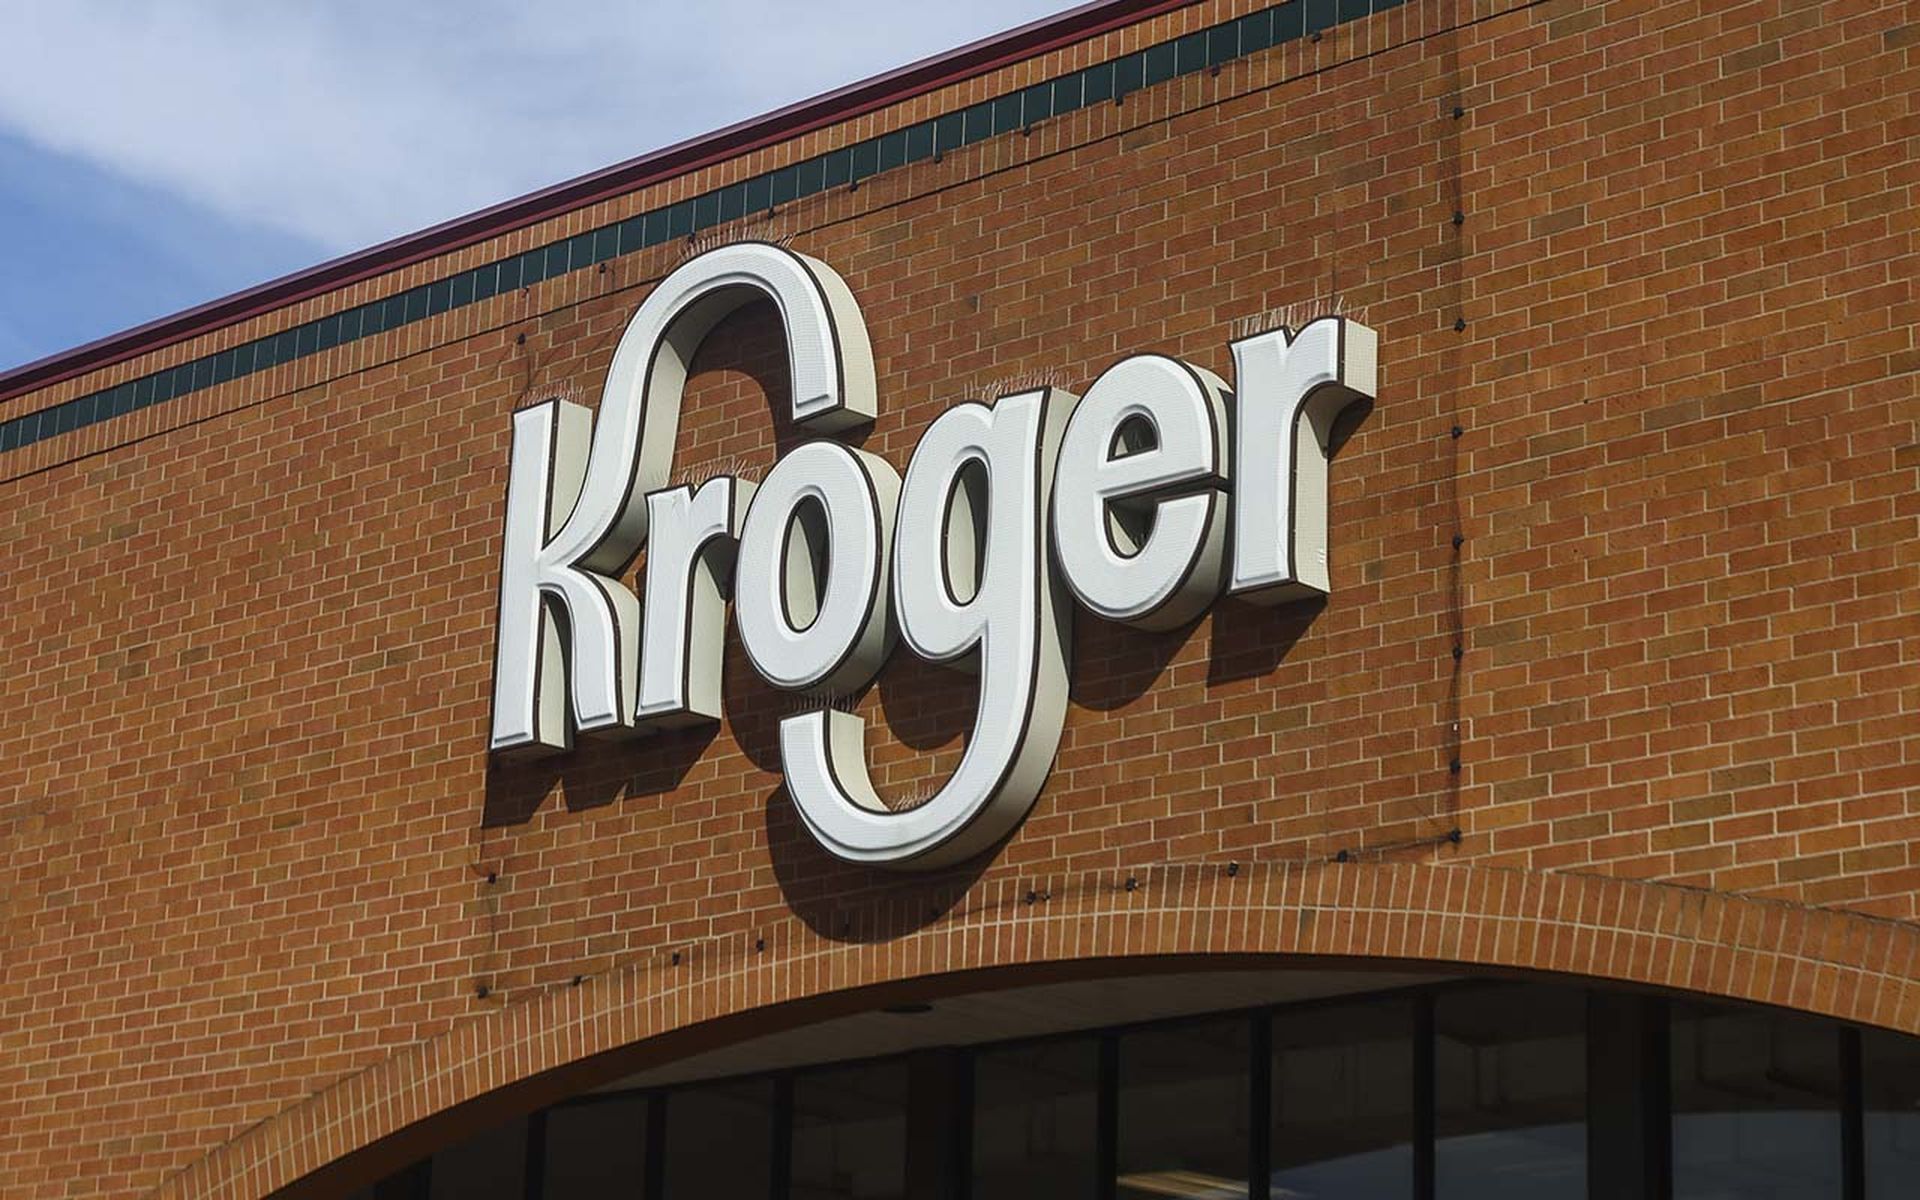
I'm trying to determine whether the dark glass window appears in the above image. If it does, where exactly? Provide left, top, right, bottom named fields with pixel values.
left=1051, top=74, right=1083, bottom=116
left=1021, top=84, right=1052, bottom=125
left=962, top=102, right=995, bottom=144
left=992, top=94, right=1023, bottom=136
left=1117, top=1018, right=1251, bottom=1200
left=1175, top=31, right=1208, bottom=76
left=771, top=167, right=800, bottom=206
left=428, top=1114, right=527, bottom=1199
left=1207, top=25, right=1240, bottom=66
left=905, top=122, right=933, bottom=162
left=1865, top=1028, right=1920, bottom=1196
left=662, top=1077, right=775, bottom=1199
left=1142, top=43, right=1176, bottom=87
left=543, top=1094, right=649, bottom=1199
left=1275, top=0, right=1306, bottom=42
left=744, top=175, right=772, bottom=215
left=1435, top=983, right=1587, bottom=1198
left=617, top=215, right=648, bottom=255
left=1273, top=996, right=1415, bottom=1197
left=796, top=157, right=825, bottom=196
left=1672, top=1004, right=1843, bottom=1199
left=934, top=112, right=964, bottom=153
left=972, top=1037, right=1100, bottom=1199
left=791, top=1061, right=909, bottom=1200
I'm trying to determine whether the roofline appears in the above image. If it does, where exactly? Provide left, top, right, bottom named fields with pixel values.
left=0, top=0, right=1197, bottom=406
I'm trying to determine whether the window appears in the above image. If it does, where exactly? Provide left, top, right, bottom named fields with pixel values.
left=661, top=1078, right=776, bottom=1199
left=1863, top=1028, right=1920, bottom=1197
left=543, top=1093, right=650, bottom=1199
left=1273, top=996, right=1417, bottom=1198
left=791, top=1061, right=909, bottom=1200
left=971, top=1038, right=1100, bottom=1199
left=428, top=1115, right=528, bottom=1200
left=1435, top=983, right=1587, bottom=1198
left=1671, top=1004, right=1842, bottom=1199
left=1116, top=1019, right=1251, bottom=1199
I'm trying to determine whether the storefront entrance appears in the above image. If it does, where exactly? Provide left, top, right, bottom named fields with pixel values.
left=345, top=969, right=1920, bottom=1199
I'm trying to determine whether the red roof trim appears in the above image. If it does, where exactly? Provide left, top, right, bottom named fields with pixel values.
left=0, top=0, right=1197, bottom=406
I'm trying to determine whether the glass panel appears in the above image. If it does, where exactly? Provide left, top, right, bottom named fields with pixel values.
left=1274, top=0, right=1306, bottom=41
left=1273, top=996, right=1415, bottom=1198
left=972, top=1037, right=1100, bottom=1200
left=992, top=94, right=1023, bottom=136
left=744, top=175, right=772, bottom=214
left=1206, top=25, right=1240, bottom=66
left=543, top=1093, right=648, bottom=1199
left=934, top=112, right=964, bottom=153
left=1672, top=1003, right=1842, bottom=1199
left=821, top=149, right=851, bottom=188
left=367, top=1158, right=432, bottom=1200
left=1142, top=43, right=1176, bottom=87
left=1174, top=31, right=1207, bottom=76
left=617, top=215, right=647, bottom=254
left=1239, top=9, right=1276, bottom=53
left=1081, top=62, right=1114, bottom=105
left=428, top=1114, right=527, bottom=1200
left=1435, top=983, right=1586, bottom=1198
left=962, top=102, right=995, bottom=144
left=791, top=1061, right=908, bottom=1200
left=1021, top=84, right=1051, bottom=125
left=662, top=1078, right=774, bottom=1200
left=1117, top=1018, right=1250, bottom=1200
left=1866, top=1028, right=1920, bottom=1197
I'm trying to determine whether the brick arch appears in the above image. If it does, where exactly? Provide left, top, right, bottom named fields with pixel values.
left=152, top=861, right=1920, bottom=1200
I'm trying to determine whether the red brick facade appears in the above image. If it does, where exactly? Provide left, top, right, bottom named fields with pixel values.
left=1, top=0, right=1914, bottom=1197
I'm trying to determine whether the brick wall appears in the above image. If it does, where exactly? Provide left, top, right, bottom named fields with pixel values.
left=1, top=0, right=1914, bottom=1196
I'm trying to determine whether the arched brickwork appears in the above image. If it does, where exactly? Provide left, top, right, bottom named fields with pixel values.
left=152, top=860, right=1920, bottom=1200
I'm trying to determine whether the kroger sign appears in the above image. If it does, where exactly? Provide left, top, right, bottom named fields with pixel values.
left=491, top=242, right=1375, bottom=869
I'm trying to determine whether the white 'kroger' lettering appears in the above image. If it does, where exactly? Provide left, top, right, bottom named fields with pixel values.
left=489, top=242, right=1376, bottom=869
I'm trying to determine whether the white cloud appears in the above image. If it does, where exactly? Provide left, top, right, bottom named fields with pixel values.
left=0, top=0, right=1070, bottom=252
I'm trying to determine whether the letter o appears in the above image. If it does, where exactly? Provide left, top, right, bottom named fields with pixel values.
left=735, top=441, right=900, bottom=694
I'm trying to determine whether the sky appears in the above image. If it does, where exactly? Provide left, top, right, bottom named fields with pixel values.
left=0, top=0, right=1073, bottom=373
